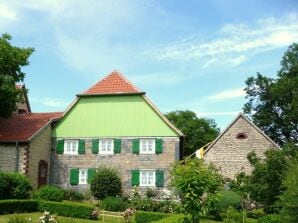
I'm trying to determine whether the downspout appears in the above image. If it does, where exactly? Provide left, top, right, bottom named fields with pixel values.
left=15, top=141, right=19, bottom=172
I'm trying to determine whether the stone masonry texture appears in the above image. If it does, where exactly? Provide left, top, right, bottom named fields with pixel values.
left=204, top=116, right=279, bottom=179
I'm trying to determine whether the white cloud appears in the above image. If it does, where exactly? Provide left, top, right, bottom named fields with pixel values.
left=31, top=97, right=68, bottom=108
left=207, top=88, right=245, bottom=100
left=0, top=3, right=16, bottom=21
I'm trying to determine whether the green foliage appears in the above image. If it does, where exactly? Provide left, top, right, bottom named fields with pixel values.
left=128, top=198, right=181, bottom=213
left=150, top=214, right=184, bottom=223
left=146, top=188, right=158, bottom=199
left=8, top=215, right=31, bottom=223
left=165, top=110, right=219, bottom=156
left=247, top=209, right=265, bottom=219
left=0, top=200, right=38, bottom=214
left=37, top=200, right=96, bottom=219
left=33, top=185, right=64, bottom=202
left=100, top=196, right=127, bottom=211
left=279, top=157, right=298, bottom=223
left=90, top=166, right=122, bottom=199
left=220, top=206, right=242, bottom=223
left=63, top=189, right=84, bottom=202
left=257, top=214, right=282, bottom=223
left=243, top=43, right=298, bottom=146
left=0, top=172, right=32, bottom=199
left=0, top=33, right=34, bottom=118
left=171, top=158, right=223, bottom=223
left=211, top=190, right=241, bottom=219
left=134, top=211, right=168, bottom=223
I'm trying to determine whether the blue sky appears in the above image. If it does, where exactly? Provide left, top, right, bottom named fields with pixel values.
left=1, top=0, right=297, bottom=130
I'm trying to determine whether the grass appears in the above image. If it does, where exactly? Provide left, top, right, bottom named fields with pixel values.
left=0, top=212, right=126, bottom=223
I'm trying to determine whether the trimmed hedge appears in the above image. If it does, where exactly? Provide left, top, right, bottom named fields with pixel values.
left=38, top=201, right=95, bottom=219
left=33, top=185, right=64, bottom=202
left=100, top=197, right=127, bottom=212
left=135, top=211, right=169, bottom=223
left=151, top=214, right=184, bottom=223
left=0, top=200, right=38, bottom=214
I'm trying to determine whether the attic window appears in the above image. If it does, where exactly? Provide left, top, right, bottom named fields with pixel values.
left=236, top=133, right=247, bottom=139
left=18, top=109, right=27, bottom=114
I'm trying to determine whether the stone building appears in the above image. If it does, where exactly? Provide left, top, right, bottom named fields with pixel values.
left=50, top=71, right=183, bottom=193
left=203, top=113, right=279, bottom=179
left=0, top=112, right=61, bottom=188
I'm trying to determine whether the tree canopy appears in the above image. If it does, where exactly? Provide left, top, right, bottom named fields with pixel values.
left=166, top=110, right=219, bottom=157
left=0, top=33, right=34, bottom=118
left=243, top=43, right=298, bottom=146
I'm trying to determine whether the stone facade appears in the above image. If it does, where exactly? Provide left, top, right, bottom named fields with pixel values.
left=0, top=144, right=26, bottom=173
left=50, top=137, right=180, bottom=194
left=204, top=114, right=279, bottom=179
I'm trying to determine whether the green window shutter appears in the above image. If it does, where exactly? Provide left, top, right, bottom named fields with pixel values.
left=155, top=170, right=164, bottom=187
left=155, top=138, right=163, bottom=154
left=70, top=168, right=79, bottom=186
left=131, top=169, right=140, bottom=186
left=56, top=140, right=64, bottom=154
left=132, top=139, right=140, bottom=154
left=78, top=139, right=85, bottom=154
left=114, top=139, right=121, bottom=154
left=92, top=139, right=99, bottom=154
left=88, top=168, right=96, bottom=184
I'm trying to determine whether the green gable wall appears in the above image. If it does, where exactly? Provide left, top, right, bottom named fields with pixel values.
left=52, top=95, right=178, bottom=137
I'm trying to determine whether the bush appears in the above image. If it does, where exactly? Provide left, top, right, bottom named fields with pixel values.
left=211, top=190, right=241, bottom=219
left=128, top=198, right=181, bottom=213
left=0, top=200, right=38, bottom=214
left=0, top=172, right=32, bottom=199
left=38, top=200, right=96, bottom=219
left=257, top=214, right=282, bottom=223
left=135, top=211, right=168, bottom=223
left=63, top=189, right=84, bottom=201
left=247, top=208, right=265, bottom=219
left=146, top=188, right=158, bottom=199
left=100, top=196, right=127, bottom=211
left=151, top=214, right=184, bottom=223
left=220, top=206, right=242, bottom=223
left=33, top=185, right=64, bottom=202
left=90, top=166, right=122, bottom=199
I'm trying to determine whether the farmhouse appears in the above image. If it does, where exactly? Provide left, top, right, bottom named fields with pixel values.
left=203, top=113, right=279, bottom=179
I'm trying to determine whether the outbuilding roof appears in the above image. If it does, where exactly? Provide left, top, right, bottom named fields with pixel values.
left=0, top=112, right=62, bottom=143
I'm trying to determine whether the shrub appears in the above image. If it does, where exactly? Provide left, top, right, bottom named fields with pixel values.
left=63, top=189, right=84, bottom=201
left=211, top=190, right=241, bottom=219
left=0, top=200, right=38, bottom=214
left=247, top=208, right=265, bottom=219
left=128, top=198, right=181, bottom=213
left=135, top=211, right=168, bottom=223
left=90, top=166, right=122, bottom=199
left=146, top=188, right=158, bottom=199
left=151, top=214, right=184, bottom=223
left=100, top=196, right=127, bottom=212
left=0, top=172, right=32, bottom=199
left=220, top=206, right=242, bottom=223
left=33, top=185, right=64, bottom=202
left=257, top=214, right=282, bottom=223
left=38, top=200, right=96, bottom=219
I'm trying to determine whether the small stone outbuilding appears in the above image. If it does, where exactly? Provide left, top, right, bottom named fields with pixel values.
left=203, top=113, right=279, bottom=179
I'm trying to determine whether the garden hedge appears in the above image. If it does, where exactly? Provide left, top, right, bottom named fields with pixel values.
left=38, top=200, right=96, bottom=219
left=135, top=211, right=169, bottom=223
left=0, top=200, right=38, bottom=214
left=151, top=214, right=184, bottom=223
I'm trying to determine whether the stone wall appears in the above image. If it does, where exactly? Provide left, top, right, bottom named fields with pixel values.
left=27, top=125, right=52, bottom=189
left=50, top=137, right=180, bottom=194
left=204, top=116, right=278, bottom=179
left=0, top=143, right=26, bottom=173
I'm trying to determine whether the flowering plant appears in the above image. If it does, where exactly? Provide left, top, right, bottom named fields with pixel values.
left=121, top=208, right=136, bottom=223
left=39, top=211, right=58, bottom=223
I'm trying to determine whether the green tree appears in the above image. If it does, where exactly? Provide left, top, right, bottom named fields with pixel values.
left=0, top=33, right=34, bottom=118
left=279, top=156, right=298, bottom=223
left=243, top=43, right=298, bottom=146
left=166, top=110, right=219, bottom=157
left=171, top=158, right=222, bottom=223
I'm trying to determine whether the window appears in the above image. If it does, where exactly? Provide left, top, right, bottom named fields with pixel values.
left=99, top=139, right=114, bottom=154
left=140, top=139, right=155, bottom=154
left=64, top=140, right=78, bottom=155
left=236, top=133, right=248, bottom=139
left=140, top=170, right=155, bottom=186
left=79, top=169, right=87, bottom=184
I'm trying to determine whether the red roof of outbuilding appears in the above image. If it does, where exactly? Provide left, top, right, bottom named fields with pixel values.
left=0, top=112, right=62, bottom=142
left=81, top=71, right=142, bottom=95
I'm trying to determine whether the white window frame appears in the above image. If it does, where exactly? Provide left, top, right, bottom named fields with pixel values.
left=99, top=139, right=114, bottom=155
left=79, top=169, right=88, bottom=185
left=64, top=140, right=79, bottom=155
left=140, top=139, right=155, bottom=154
left=140, top=170, right=156, bottom=187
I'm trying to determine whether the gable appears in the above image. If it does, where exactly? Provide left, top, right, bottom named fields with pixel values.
left=52, top=95, right=179, bottom=137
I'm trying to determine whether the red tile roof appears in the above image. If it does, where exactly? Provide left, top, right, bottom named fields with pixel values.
left=81, top=71, right=142, bottom=95
left=0, top=112, right=62, bottom=142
